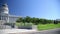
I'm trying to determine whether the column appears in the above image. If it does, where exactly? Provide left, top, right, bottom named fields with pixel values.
left=7, top=15, right=9, bottom=23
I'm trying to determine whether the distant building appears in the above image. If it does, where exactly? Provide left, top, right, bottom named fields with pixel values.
left=0, top=3, right=20, bottom=23
left=55, top=19, right=60, bottom=21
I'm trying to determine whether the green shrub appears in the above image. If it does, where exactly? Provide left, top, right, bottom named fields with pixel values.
left=16, top=23, right=33, bottom=27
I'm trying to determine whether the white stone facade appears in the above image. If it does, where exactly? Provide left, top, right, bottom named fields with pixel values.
left=0, top=3, right=20, bottom=29
left=0, top=3, right=20, bottom=23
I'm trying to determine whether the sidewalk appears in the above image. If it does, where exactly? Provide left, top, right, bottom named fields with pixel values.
left=0, top=29, right=37, bottom=34
left=0, top=28, right=60, bottom=34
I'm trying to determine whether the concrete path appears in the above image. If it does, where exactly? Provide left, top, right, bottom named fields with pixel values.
left=0, top=29, right=37, bottom=34
left=0, top=28, right=60, bottom=34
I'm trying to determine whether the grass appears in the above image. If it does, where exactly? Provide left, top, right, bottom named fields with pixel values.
left=16, top=22, right=60, bottom=30
left=37, top=23, right=60, bottom=30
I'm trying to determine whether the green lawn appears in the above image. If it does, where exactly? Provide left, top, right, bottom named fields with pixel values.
left=37, top=23, right=60, bottom=30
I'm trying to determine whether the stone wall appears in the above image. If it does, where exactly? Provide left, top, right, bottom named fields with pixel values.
left=0, top=20, right=12, bottom=29
left=0, top=20, right=6, bottom=25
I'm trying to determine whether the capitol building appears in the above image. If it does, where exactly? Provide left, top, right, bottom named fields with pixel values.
left=0, top=3, right=20, bottom=23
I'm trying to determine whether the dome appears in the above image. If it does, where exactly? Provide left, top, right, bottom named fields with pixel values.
left=2, top=3, right=8, bottom=7
left=0, top=3, right=9, bottom=14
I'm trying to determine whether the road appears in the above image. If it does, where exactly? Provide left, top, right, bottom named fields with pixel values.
left=33, top=28, right=60, bottom=34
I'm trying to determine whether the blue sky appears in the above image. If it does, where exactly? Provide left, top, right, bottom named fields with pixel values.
left=7, top=0, right=60, bottom=20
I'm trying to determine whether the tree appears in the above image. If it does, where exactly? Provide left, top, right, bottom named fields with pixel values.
left=16, top=17, right=23, bottom=23
left=47, top=20, right=53, bottom=24
left=39, top=19, right=47, bottom=24
left=24, top=16, right=31, bottom=23
left=31, top=17, right=39, bottom=25
left=22, top=18, right=26, bottom=23
left=54, top=20, right=58, bottom=24
left=16, top=16, right=54, bottom=24
left=35, top=18, right=40, bottom=25
left=31, top=17, right=36, bottom=24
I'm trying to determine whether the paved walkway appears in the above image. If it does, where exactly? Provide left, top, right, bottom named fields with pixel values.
left=0, top=29, right=37, bottom=34
left=0, top=28, right=60, bottom=34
